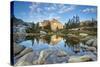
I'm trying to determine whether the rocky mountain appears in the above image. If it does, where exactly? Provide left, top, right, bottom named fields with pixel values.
left=11, top=15, right=28, bottom=27
left=11, top=15, right=28, bottom=33
left=39, top=19, right=63, bottom=32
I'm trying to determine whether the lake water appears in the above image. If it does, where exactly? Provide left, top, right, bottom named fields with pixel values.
left=16, top=34, right=93, bottom=56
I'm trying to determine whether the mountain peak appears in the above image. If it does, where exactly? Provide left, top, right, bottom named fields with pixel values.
left=39, top=19, right=63, bottom=32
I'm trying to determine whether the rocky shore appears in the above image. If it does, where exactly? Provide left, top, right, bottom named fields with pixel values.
left=13, top=35, right=97, bottom=66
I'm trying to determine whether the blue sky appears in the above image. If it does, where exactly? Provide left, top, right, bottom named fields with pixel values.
left=13, top=1, right=97, bottom=24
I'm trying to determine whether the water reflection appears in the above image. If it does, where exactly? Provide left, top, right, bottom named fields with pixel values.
left=15, top=34, right=88, bottom=55
left=25, top=35, right=80, bottom=47
left=50, top=35, right=63, bottom=45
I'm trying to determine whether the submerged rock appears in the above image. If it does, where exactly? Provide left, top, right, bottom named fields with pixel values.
left=45, top=49, right=68, bottom=64
left=14, top=43, right=25, bottom=55
left=37, top=48, right=68, bottom=64
left=15, top=48, right=69, bottom=65
left=56, top=50, right=68, bottom=57
left=37, top=48, right=53, bottom=64
left=46, top=55, right=68, bottom=64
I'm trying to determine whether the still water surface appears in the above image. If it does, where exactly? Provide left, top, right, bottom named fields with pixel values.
left=16, top=35, right=92, bottom=56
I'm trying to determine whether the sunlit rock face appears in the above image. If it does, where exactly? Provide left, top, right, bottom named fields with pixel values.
left=39, top=19, right=63, bottom=32
left=50, top=35, right=63, bottom=45
left=50, top=19, right=63, bottom=32
left=39, top=20, right=50, bottom=29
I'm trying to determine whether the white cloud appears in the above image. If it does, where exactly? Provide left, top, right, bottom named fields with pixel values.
left=37, top=8, right=42, bottom=13
left=58, top=5, right=76, bottom=14
left=44, top=4, right=76, bottom=14
left=44, top=5, right=57, bottom=13
left=81, top=8, right=97, bottom=13
left=45, top=6, right=55, bottom=11
left=29, top=2, right=41, bottom=14
left=29, top=3, right=76, bottom=22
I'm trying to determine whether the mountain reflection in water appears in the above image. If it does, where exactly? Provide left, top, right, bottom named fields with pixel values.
left=15, top=34, right=89, bottom=55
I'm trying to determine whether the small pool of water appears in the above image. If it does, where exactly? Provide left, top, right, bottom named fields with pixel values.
left=17, top=35, right=92, bottom=56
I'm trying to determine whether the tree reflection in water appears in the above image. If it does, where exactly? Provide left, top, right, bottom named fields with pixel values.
left=15, top=34, right=90, bottom=54
left=24, top=35, right=81, bottom=52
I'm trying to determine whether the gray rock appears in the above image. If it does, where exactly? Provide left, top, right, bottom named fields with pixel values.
left=68, top=52, right=97, bottom=63
left=92, top=39, right=97, bottom=47
left=79, top=33, right=88, bottom=37
left=67, top=34, right=78, bottom=38
left=45, top=54, right=57, bottom=64
left=85, top=37, right=97, bottom=46
left=80, top=43, right=97, bottom=52
left=14, top=43, right=25, bottom=55
left=15, top=52, right=33, bottom=66
left=93, top=51, right=97, bottom=55
left=68, top=55, right=94, bottom=63
left=37, top=48, right=68, bottom=64
left=56, top=50, right=68, bottom=57
left=15, top=61, right=32, bottom=66
left=47, top=49, right=68, bottom=63
left=86, top=39, right=94, bottom=46
left=46, top=54, right=68, bottom=64
left=37, top=48, right=53, bottom=64
left=86, top=47, right=96, bottom=51
left=84, top=53, right=97, bottom=61
left=15, top=48, right=33, bottom=59
left=15, top=51, right=39, bottom=66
